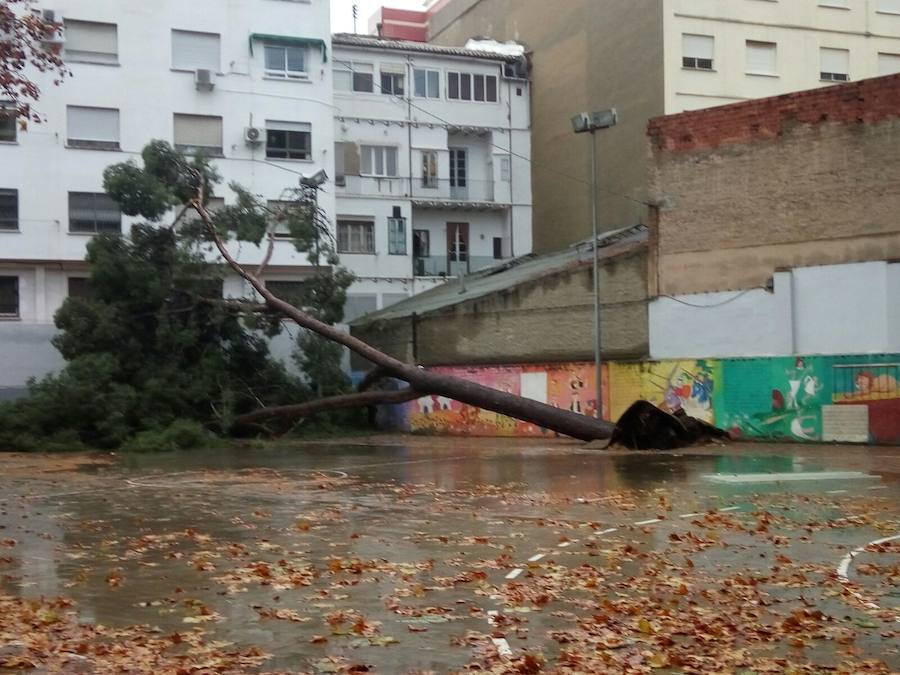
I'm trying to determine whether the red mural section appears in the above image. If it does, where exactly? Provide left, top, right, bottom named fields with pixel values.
left=408, top=363, right=610, bottom=437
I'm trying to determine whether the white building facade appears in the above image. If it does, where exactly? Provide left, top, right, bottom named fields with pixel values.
left=666, top=0, right=900, bottom=113
left=0, top=0, right=335, bottom=397
left=331, top=34, right=532, bottom=322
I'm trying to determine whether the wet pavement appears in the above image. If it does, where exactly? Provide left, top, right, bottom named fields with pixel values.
left=0, top=437, right=897, bottom=673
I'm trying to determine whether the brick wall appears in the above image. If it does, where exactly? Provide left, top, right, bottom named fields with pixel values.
left=648, top=73, right=900, bottom=153
left=648, top=74, right=900, bottom=296
left=352, top=247, right=649, bottom=369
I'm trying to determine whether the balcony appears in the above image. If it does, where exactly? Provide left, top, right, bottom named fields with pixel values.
left=413, top=255, right=502, bottom=277
left=336, top=176, right=510, bottom=210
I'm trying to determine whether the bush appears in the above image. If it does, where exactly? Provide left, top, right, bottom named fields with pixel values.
left=120, top=419, right=218, bottom=453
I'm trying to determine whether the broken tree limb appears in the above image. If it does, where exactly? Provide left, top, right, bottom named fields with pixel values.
left=233, top=387, right=422, bottom=429
left=192, top=198, right=617, bottom=442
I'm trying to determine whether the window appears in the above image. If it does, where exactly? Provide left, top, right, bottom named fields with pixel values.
left=388, top=216, right=407, bottom=255
left=66, top=106, right=120, bottom=149
left=878, top=52, right=900, bottom=76
left=0, top=189, right=17, bottom=231
left=67, top=277, right=92, bottom=299
left=0, top=276, right=18, bottom=316
left=68, top=192, right=121, bottom=234
left=413, top=68, right=440, bottom=98
left=413, top=229, right=429, bottom=258
left=878, top=0, right=900, bottom=13
left=448, top=71, right=498, bottom=102
left=499, top=156, right=511, bottom=182
left=63, top=20, right=117, bottom=64
left=0, top=105, right=16, bottom=142
left=266, top=121, right=311, bottom=160
left=682, top=34, right=714, bottom=70
left=264, top=44, right=307, bottom=79
left=265, top=280, right=307, bottom=305
left=171, top=29, right=220, bottom=72
left=361, top=145, right=399, bottom=177
left=335, top=61, right=373, bottom=92
left=380, top=67, right=405, bottom=96
left=337, top=220, right=375, bottom=254
left=174, top=114, right=223, bottom=155
left=821, top=47, right=849, bottom=81
left=421, top=150, right=438, bottom=188
left=746, top=41, right=777, bottom=75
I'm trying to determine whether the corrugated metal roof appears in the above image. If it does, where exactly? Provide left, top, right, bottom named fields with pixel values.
left=351, top=225, right=648, bottom=326
left=332, top=33, right=523, bottom=63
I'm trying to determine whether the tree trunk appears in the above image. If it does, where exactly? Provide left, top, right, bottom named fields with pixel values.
left=195, top=201, right=616, bottom=442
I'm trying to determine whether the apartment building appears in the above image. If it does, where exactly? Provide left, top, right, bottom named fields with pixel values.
left=331, top=33, right=532, bottom=320
left=422, top=0, right=900, bottom=251
left=0, top=0, right=335, bottom=396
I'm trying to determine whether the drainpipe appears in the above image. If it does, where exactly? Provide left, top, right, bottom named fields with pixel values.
left=506, top=66, right=514, bottom=258
left=407, top=55, right=415, bottom=286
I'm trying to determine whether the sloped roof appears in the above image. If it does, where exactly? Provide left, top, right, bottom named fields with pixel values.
left=332, top=33, right=524, bottom=63
left=352, top=225, right=648, bottom=326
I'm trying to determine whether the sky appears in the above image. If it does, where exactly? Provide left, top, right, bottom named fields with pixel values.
left=331, top=0, right=427, bottom=34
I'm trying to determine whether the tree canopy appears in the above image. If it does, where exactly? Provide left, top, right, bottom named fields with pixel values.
left=0, top=0, right=68, bottom=122
left=0, top=142, right=355, bottom=451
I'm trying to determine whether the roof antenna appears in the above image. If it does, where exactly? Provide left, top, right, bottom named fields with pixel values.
left=352, top=4, right=359, bottom=33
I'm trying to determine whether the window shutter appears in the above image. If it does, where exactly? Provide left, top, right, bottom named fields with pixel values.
left=380, top=63, right=405, bottom=74
left=266, top=120, right=311, bottom=133
left=682, top=34, right=714, bottom=60
left=878, top=52, right=900, bottom=75
left=344, top=142, right=361, bottom=175
left=746, top=41, right=776, bottom=74
left=67, top=106, right=119, bottom=142
left=171, top=30, right=220, bottom=71
left=821, top=47, right=849, bottom=74
left=174, top=114, right=222, bottom=148
left=64, top=20, right=117, bottom=59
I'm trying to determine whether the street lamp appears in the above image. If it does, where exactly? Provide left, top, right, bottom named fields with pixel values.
left=571, top=108, right=617, bottom=421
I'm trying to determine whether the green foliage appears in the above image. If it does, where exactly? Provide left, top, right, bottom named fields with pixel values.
left=295, top=331, right=351, bottom=398
left=0, top=141, right=356, bottom=452
left=120, top=419, right=219, bottom=453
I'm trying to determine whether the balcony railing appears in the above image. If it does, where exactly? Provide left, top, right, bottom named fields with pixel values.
left=413, top=255, right=502, bottom=277
left=337, top=176, right=509, bottom=205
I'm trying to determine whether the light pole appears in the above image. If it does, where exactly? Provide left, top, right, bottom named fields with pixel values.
left=571, top=108, right=617, bottom=420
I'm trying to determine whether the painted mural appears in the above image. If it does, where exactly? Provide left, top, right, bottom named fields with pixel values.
left=397, top=353, right=900, bottom=445
left=408, top=363, right=610, bottom=437
left=609, top=360, right=719, bottom=424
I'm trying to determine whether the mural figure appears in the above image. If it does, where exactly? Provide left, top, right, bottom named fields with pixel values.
left=569, top=373, right=585, bottom=414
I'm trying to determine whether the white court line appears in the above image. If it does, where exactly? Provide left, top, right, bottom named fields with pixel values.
left=558, top=541, right=572, bottom=548
left=491, top=637, right=513, bottom=658
left=867, top=485, right=889, bottom=491
left=826, top=489, right=848, bottom=494
left=719, top=506, right=741, bottom=512
left=505, top=568, right=524, bottom=580
left=680, top=512, right=703, bottom=519
left=596, top=527, right=618, bottom=535
left=836, top=532, right=900, bottom=623
left=634, top=518, right=662, bottom=526
left=527, top=553, right=545, bottom=562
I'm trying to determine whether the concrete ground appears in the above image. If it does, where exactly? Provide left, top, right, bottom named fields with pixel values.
left=0, top=437, right=897, bottom=673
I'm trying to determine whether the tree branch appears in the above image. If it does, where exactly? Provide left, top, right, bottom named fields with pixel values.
left=233, top=387, right=422, bottom=429
left=257, top=229, right=276, bottom=279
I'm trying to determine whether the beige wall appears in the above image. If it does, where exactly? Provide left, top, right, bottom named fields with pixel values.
left=651, top=117, right=900, bottom=296
left=352, top=247, right=649, bottom=368
left=429, top=0, right=665, bottom=253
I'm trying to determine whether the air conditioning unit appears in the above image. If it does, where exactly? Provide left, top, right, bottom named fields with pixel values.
left=244, top=126, right=263, bottom=145
left=38, top=9, right=65, bottom=45
left=195, top=69, right=215, bottom=92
